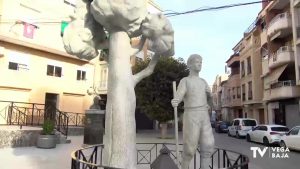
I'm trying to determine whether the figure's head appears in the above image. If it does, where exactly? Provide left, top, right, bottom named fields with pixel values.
left=187, top=54, right=202, bottom=72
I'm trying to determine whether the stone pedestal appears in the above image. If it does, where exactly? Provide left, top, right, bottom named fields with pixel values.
left=83, top=109, right=105, bottom=145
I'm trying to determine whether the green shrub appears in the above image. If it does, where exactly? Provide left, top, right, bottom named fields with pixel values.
left=42, top=119, right=55, bottom=135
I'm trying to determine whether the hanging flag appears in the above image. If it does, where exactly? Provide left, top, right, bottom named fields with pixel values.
left=23, top=22, right=35, bottom=39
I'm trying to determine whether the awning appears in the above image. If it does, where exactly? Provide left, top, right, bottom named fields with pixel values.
left=268, top=64, right=288, bottom=83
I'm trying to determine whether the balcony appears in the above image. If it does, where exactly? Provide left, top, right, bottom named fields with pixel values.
left=226, top=55, right=239, bottom=67
left=269, top=46, right=294, bottom=69
left=294, top=0, right=300, bottom=7
left=97, top=81, right=108, bottom=94
left=268, top=80, right=300, bottom=100
left=269, top=0, right=290, bottom=10
left=267, top=12, right=292, bottom=41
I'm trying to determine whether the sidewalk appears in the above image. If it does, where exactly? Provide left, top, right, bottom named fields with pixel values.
left=0, top=130, right=179, bottom=169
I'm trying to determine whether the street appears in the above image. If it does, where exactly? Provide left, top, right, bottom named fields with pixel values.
left=213, top=131, right=300, bottom=169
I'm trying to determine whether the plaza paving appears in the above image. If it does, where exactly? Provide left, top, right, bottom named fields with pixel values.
left=0, top=130, right=182, bottom=169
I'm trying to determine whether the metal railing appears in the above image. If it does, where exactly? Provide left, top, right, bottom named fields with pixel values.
left=0, top=101, right=45, bottom=126
left=0, top=100, right=86, bottom=137
left=270, top=80, right=296, bottom=89
left=270, top=46, right=293, bottom=62
left=71, top=143, right=249, bottom=169
left=66, top=112, right=85, bottom=126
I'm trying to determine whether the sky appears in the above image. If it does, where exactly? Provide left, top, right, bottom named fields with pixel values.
left=155, top=0, right=262, bottom=86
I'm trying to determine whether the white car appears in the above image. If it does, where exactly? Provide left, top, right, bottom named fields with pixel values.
left=280, top=126, right=300, bottom=151
left=228, top=118, right=257, bottom=138
left=246, top=125, right=289, bottom=146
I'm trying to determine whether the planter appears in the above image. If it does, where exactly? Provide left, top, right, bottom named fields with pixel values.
left=36, top=134, right=56, bottom=149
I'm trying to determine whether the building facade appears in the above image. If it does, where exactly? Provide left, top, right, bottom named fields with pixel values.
left=259, top=0, right=300, bottom=128
left=219, top=0, right=300, bottom=128
left=0, top=0, right=95, bottom=125
left=0, top=0, right=163, bottom=126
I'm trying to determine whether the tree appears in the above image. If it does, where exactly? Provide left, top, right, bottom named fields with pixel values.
left=133, top=57, right=189, bottom=138
left=62, top=1, right=174, bottom=169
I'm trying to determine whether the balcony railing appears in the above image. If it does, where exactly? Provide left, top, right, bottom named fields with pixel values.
left=269, top=46, right=294, bottom=69
left=267, top=12, right=292, bottom=39
left=270, top=80, right=296, bottom=89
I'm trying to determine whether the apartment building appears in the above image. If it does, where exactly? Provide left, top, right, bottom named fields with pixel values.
left=212, top=74, right=229, bottom=120
left=219, top=0, right=300, bottom=127
left=0, top=0, right=95, bottom=123
left=223, top=52, right=243, bottom=122
left=256, top=0, right=300, bottom=128
left=235, top=19, right=265, bottom=124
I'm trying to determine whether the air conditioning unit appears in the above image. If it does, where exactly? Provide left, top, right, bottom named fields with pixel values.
left=0, top=46, right=5, bottom=57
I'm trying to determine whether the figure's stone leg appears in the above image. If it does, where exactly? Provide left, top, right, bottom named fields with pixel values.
left=199, top=119, right=215, bottom=169
left=182, top=113, right=200, bottom=169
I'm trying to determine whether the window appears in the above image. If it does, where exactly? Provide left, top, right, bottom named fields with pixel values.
left=242, top=84, right=246, bottom=101
left=234, top=120, right=239, bottom=126
left=8, top=62, right=18, bottom=70
left=248, top=81, right=252, bottom=100
left=237, top=87, right=241, bottom=98
left=8, top=51, right=29, bottom=71
left=242, top=120, right=257, bottom=127
left=77, top=70, right=86, bottom=80
left=289, top=127, right=300, bottom=135
left=100, top=67, right=108, bottom=89
left=227, top=89, right=231, bottom=102
left=47, top=65, right=62, bottom=77
left=247, top=57, right=252, bottom=74
left=232, top=87, right=235, bottom=99
left=241, top=61, right=245, bottom=77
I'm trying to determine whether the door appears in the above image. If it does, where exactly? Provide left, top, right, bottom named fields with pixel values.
left=274, top=104, right=286, bottom=125
left=258, top=126, right=268, bottom=143
left=251, top=126, right=260, bottom=142
left=233, top=120, right=239, bottom=136
left=287, top=127, right=300, bottom=149
left=44, top=93, right=58, bottom=121
left=228, top=121, right=234, bottom=135
left=259, top=109, right=264, bottom=124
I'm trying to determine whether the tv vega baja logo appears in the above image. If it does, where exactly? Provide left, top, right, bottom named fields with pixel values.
left=250, top=147, right=290, bottom=159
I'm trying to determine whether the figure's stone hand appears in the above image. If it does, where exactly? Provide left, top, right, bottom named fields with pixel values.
left=171, top=99, right=179, bottom=107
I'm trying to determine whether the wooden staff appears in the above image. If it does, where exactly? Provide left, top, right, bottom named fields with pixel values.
left=172, top=81, right=180, bottom=167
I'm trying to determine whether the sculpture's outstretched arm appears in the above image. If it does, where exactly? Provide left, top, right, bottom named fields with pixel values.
left=133, top=54, right=160, bottom=86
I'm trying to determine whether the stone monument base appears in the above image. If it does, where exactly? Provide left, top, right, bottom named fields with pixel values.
left=83, top=109, right=105, bottom=145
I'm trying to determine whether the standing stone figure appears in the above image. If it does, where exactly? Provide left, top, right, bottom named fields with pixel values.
left=171, top=54, right=215, bottom=169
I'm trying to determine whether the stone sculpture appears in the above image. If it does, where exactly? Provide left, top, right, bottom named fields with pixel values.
left=171, top=54, right=215, bottom=169
left=62, top=0, right=174, bottom=169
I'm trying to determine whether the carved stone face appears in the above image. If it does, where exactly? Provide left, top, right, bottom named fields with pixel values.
left=190, top=57, right=202, bottom=72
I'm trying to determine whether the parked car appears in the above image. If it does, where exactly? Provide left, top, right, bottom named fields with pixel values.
left=228, top=118, right=257, bottom=138
left=215, top=121, right=229, bottom=133
left=210, top=120, right=216, bottom=128
left=280, top=126, right=300, bottom=151
left=246, top=124, right=289, bottom=146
